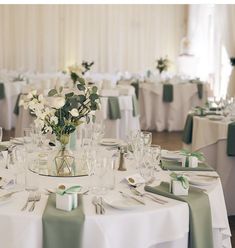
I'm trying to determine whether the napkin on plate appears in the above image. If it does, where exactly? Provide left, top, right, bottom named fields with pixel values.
left=145, top=182, right=213, bottom=248
left=160, top=160, right=214, bottom=171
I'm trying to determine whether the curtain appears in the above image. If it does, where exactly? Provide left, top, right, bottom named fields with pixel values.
left=0, top=4, right=186, bottom=73
left=214, top=5, right=235, bottom=97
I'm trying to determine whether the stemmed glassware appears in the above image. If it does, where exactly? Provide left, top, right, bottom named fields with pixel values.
left=0, top=127, right=2, bottom=142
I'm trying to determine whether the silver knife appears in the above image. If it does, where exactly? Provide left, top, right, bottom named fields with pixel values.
left=0, top=190, right=22, bottom=199
left=119, top=191, right=145, bottom=205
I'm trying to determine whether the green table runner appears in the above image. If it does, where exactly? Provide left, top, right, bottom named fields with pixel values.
left=42, top=194, right=85, bottom=248
left=161, top=159, right=214, bottom=171
left=145, top=182, right=213, bottom=248
left=14, top=93, right=22, bottom=116
left=227, top=122, right=235, bottom=156
left=163, top=84, right=173, bottom=102
left=182, top=114, right=194, bottom=144
left=132, top=95, right=139, bottom=117
left=0, top=83, right=5, bottom=100
left=131, top=81, right=139, bottom=99
left=197, top=83, right=203, bottom=99
left=108, top=97, right=121, bottom=120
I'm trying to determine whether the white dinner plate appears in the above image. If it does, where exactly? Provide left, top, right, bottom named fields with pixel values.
left=161, top=150, right=183, bottom=161
left=189, top=175, right=218, bottom=186
left=0, top=194, right=12, bottom=206
left=103, top=193, right=144, bottom=210
left=100, top=138, right=120, bottom=147
left=207, top=115, right=223, bottom=121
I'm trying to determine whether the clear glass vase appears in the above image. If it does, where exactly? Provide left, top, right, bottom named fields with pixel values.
left=53, top=142, right=75, bottom=176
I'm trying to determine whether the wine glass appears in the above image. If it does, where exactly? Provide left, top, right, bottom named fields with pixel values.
left=141, top=131, right=152, bottom=147
left=0, top=127, right=2, bottom=142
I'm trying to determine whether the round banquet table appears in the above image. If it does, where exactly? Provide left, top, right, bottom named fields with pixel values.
left=183, top=116, right=235, bottom=216
left=0, top=156, right=231, bottom=248
left=139, top=82, right=209, bottom=131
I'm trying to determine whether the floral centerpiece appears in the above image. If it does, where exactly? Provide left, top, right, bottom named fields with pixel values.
left=156, top=56, right=170, bottom=74
left=20, top=66, right=99, bottom=176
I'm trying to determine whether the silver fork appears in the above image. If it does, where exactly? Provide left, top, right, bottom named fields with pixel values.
left=129, top=187, right=168, bottom=204
left=21, top=193, right=34, bottom=211
left=29, top=193, right=41, bottom=212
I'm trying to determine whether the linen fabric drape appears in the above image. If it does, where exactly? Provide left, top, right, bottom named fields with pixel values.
left=0, top=5, right=186, bottom=73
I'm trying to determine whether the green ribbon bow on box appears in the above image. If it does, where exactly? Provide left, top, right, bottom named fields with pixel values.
left=56, top=185, right=81, bottom=195
left=180, top=149, right=205, bottom=161
left=170, top=172, right=189, bottom=189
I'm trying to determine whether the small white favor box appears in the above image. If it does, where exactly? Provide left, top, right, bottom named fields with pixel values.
left=188, top=156, right=198, bottom=168
left=171, top=180, right=188, bottom=196
left=56, top=193, right=78, bottom=211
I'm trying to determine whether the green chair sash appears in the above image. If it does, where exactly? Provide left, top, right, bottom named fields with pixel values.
left=163, top=84, right=173, bottom=102
left=132, top=95, right=139, bottom=117
left=0, top=83, right=5, bottom=100
left=197, top=83, right=203, bottom=99
left=145, top=182, right=213, bottom=248
left=227, top=122, right=235, bottom=156
left=131, top=81, right=139, bottom=99
left=108, top=97, right=121, bottom=120
left=14, top=93, right=22, bottom=116
left=42, top=194, right=85, bottom=248
left=182, top=114, right=194, bottom=144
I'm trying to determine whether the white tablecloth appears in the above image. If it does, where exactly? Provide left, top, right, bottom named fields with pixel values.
left=183, top=116, right=235, bottom=215
left=0, top=162, right=231, bottom=248
left=139, top=82, right=209, bottom=131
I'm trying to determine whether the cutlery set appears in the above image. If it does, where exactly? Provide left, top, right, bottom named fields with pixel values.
left=92, top=196, right=105, bottom=215
left=21, top=192, right=41, bottom=212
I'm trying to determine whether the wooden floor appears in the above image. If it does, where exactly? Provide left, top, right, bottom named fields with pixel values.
left=2, top=128, right=234, bottom=246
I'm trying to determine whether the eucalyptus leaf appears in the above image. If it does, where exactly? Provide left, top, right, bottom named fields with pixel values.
left=48, top=89, right=57, bottom=97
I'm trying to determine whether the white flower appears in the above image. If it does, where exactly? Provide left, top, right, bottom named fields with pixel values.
left=50, top=116, right=58, bottom=125
left=27, top=90, right=37, bottom=99
left=47, top=96, right=65, bottom=109
left=69, top=108, right=79, bottom=117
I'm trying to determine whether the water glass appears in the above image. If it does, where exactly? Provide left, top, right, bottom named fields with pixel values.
left=0, top=127, right=2, bottom=142
left=23, top=128, right=33, bottom=152
left=141, top=131, right=152, bottom=147
left=104, top=158, right=116, bottom=190
left=25, top=155, right=39, bottom=191
left=139, top=152, right=155, bottom=185
left=90, top=156, right=108, bottom=195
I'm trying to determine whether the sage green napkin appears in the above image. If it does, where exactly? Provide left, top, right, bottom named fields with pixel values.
left=227, top=122, right=235, bottom=156
left=0, top=145, right=8, bottom=151
left=145, top=182, right=213, bottom=248
left=182, top=114, right=194, bottom=144
left=161, top=159, right=214, bottom=171
left=0, top=83, right=5, bottom=100
left=132, top=95, right=139, bottom=117
left=162, top=84, right=173, bottom=102
left=131, top=81, right=139, bottom=99
left=197, top=83, right=203, bottom=99
left=108, top=97, right=121, bottom=120
left=14, top=93, right=22, bottom=116
left=42, top=194, right=85, bottom=248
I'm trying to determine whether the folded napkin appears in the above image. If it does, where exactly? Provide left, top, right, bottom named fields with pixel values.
left=131, top=81, right=139, bottom=99
left=161, top=160, right=214, bottom=171
left=108, top=97, right=121, bottom=120
left=0, top=145, right=8, bottom=151
left=42, top=194, right=85, bottom=248
left=145, top=182, right=213, bottom=248
left=132, top=95, right=139, bottom=117
left=182, top=114, right=194, bottom=144
left=0, top=83, right=5, bottom=100
left=162, top=84, right=173, bottom=102
left=227, top=122, right=235, bottom=156
left=13, top=93, right=22, bottom=116
left=197, top=83, right=203, bottom=99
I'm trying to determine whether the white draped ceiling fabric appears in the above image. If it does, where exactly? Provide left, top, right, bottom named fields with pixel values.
left=214, top=5, right=235, bottom=97
left=0, top=5, right=187, bottom=73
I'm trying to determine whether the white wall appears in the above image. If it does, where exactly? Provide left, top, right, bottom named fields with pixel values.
left=0, top=4, right=187, bottom=73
